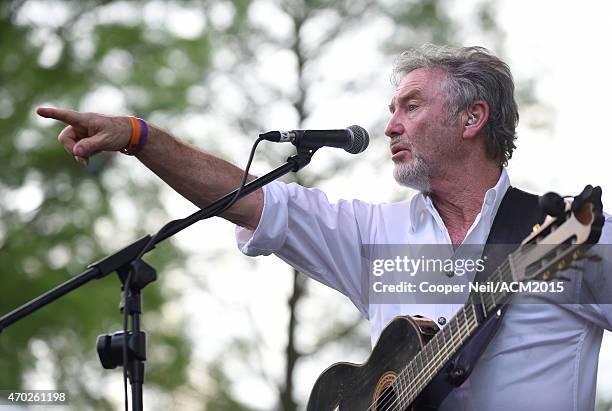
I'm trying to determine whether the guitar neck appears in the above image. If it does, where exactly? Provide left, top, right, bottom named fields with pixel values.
left=392, top=239, right=589, bottom=405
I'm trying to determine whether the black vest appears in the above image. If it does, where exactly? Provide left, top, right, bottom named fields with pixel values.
left=447, top=186, right=546, bottom=385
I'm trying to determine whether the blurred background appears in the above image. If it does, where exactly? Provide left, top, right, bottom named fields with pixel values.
left=1, top=0, right=611, bottom=410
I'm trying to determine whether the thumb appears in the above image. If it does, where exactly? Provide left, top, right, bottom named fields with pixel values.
left=73, top=134, right=106, bottom=157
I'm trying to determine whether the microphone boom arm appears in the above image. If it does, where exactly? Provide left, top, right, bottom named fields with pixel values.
left=0, top=148, right=317, bottom=332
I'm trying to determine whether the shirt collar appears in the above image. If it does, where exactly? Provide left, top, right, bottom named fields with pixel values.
left=409, top=168, right=511, bottom=232
left=409, top=191, right=428, bottom=232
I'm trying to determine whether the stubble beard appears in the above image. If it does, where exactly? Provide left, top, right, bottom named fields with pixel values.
left=393, top=154, right=431, bottom=194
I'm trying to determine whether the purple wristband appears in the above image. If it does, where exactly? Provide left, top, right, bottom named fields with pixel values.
left=133, top=118, right=148, bottom=154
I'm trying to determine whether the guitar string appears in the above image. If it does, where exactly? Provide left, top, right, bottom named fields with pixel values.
left=368, top=240, right=576, bottom=411
left=364, top=253, right=518, bottom=411
left=365, top=256, right=513, bottom=411
left=364, top=261, right=506, bottom=411
left=388, top=256, right=516, bottom=410
left=395, top=307, right=478, bottom=410
left=371, top=255, right=512, bottom=411
left=375, top=300, right=479, bottom=411
left=371, top=309, right=477, bottom=411
left=372, top=242, right=574, bottom=411
left=385, top=243, right=583, bottom=410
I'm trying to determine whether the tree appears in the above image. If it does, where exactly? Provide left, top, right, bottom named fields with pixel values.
left=0, top=0, right=221, bottom=408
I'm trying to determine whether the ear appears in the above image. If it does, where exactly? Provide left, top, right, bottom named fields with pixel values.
left=462, top=100, right=489, bottom=140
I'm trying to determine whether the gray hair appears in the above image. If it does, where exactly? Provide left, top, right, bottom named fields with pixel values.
left=392, top=45, right=518, bottom=167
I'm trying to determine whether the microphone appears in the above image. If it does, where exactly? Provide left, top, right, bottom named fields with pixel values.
left=259, top=125, right=369, bottom=154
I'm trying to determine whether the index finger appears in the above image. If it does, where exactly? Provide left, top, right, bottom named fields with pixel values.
left=37, top=107, right=84, bottom=125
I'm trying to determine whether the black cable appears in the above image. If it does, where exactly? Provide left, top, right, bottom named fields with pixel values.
left=121, top=136, right=265, bottom=410
left=209, top=135, right=265, bottom=217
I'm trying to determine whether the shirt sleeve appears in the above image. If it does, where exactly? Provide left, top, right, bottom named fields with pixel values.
left=235, top=181, right=375, bottom=318
left=569, top=214, right=612, bottom=331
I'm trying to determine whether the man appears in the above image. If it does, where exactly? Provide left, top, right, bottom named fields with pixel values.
left=38, top=45, right=611, bottom=410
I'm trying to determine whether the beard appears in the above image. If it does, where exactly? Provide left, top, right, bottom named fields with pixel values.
left=393, top=153, right=431, bottom=193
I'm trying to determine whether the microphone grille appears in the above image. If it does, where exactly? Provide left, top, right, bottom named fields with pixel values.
left=346, top=125, right=369, bottom=154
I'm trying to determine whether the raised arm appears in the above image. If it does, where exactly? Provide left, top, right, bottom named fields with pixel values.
left=36, top=107, right=263, bottom=230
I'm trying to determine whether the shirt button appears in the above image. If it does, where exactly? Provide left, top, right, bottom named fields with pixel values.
left=438, top=317, right=447, bottom=326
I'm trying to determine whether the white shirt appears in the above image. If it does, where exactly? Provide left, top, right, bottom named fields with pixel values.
left=235, top=169, right=612, bottom=410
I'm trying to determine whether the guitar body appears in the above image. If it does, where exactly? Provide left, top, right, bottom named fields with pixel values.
left=307, top=316, right=442, bottom=411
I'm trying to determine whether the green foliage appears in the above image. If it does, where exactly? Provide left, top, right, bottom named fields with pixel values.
left=382, top=0, right=454, bottom=47
left=0, top=0, right=222, bottom=408
left=200, top=364, right=259, bottom=411
left=597, top=397, right=612, bottom=411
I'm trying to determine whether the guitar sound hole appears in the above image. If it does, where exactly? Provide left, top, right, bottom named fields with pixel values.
left=375, top=386, right=398, bottom=411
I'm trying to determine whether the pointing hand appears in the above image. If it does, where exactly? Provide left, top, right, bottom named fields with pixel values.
left=37, top=107, right=132, bottom=166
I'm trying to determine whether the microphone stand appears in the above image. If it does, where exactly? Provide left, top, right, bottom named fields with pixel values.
left=0, top=147, right=317, bottom=411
